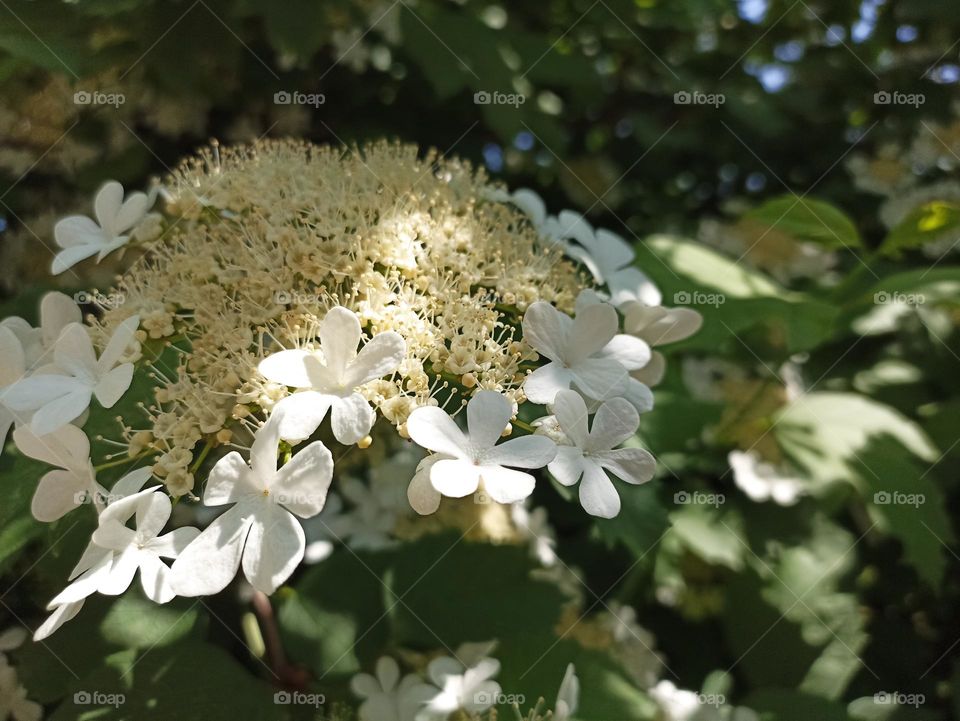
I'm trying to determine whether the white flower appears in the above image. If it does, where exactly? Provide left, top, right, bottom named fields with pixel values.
left=350, top=656, right=436, bottom=721
left=35, top=467, right=155, bottom=640
left=90, top=489, right=199, bottom=603
left=12, top=425, right=102, bottom=522
left=258, top=306, right=406, bottom=445
left=554, top=663, right=579, bottom=721
left=406, top=391, right=556, bottom=504
left=0, top=656, right=41, bottom=721
left=620, top=300, right=702, bottom=386
left=52, top=181, right=153, bottom=274
left=649, top=681, right=713, bottom=721
left=2, top=315, right=140, bottom=436
left=417, top=646, right=502, bottom=720
left=522, top=301, right=638, bottom=405
left=170, top=407, right=334, bottom=596
left=547, top=390, right=654, bottom=518
left=728, top=450, right=805, bottom=506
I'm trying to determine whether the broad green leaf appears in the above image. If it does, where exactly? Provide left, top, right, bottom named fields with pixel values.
left=881, top=200, right=960, bottom=258
left=99, top=592, right=206, bottom=649
left=746, top=196, right=862, bottom=250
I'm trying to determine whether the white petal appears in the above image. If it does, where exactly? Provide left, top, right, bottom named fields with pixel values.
left=110, top=467, right=155, bottom=499
left=466, top=390, right=513, bottom=450
left=170, top=505, right=254, bottom=596
left=608, top=267, right=661, bottom=307
left=98, top=485, right=162, bottom=525
left=29, top=388, right=93, bottom=436
left=54, top=215, right=103, bottom=250
left=429, top=458, right=481, bottom=498
left=567, top=303, right=619, bottom=365
left=94, top=181, right=125, bottom=231
left=0, top=326, right=25, bottom=386
left=509, top=188, right=546, bottom=225
left=319, top=307, right=361, bottom=380
left=241, top=503, right=305, bottom=594
left=2, top=374, right=84, bottom=412
left=273, top=440, right=334, bottom=517
left=259, top=349, right=323, bottom=389
left=34, top=601, right=84, bottom=641
left=113, top=191, right=150, bottom=234
left=138, top=552, right=176, bottom=603
left=623, top=377, right=655, bottom=414
left=551, top=390, right=589, bottom=448
left=588, top=397, right=639, bottom=451
left=93, top=363, right=134, bottom=407
left=548, top=446, right=586, bottom=487
left=630, top=352, right=666, bottom=387
left=330, top=392, right=375, bottom=445
left=54, top=323, right=97, bottom=377
left=31, top=469, right=94, bottom=522
left=478, top=465, right=536, bottom=504
left=204, top=451, right=258, bottom=505
left=39, top=292, right=82, bottom=348
left=145, top=526, right=200, bottom=558
left=135, top=491, right=172, bottom=540
left=376, top=656, right=401, bottom=691
left=406, top=406, right=469, bottom=459
left=484, top=435, right=556, bottom=469
left=408, top=457, right=443, bottom=515
left=92, top=519, right=136, bottom=551
left=250, top=411, right=283, bottom=481
left=12, top=423, right=88, bottom=469
left=273, top=391, right=332, bottom=443
left=522, top=302, right=570, bottom=361
left=594, top=448, right=655, bottom=485
left=350, top=672, right=380, bottom=699
left=570, top=358, right=629, bottom=402
left=592, top=228, right=635, bottom=273
left=51, top=553, right=113, bottom=605
left=599, top=334, right=651, bottom=372
left=51, top=245, right=100, bottom=275
left=344, top=331, right=405, bottom=388
left=99, top=546, right=140, bottom=596
left=523, top=363, right=574, bottom=405
left=579, top=463, right=621, bottom=518
left=98, top=315, right=140, bottom=371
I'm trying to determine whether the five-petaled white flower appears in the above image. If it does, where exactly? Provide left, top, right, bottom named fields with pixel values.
left=2, top=315, right=140, bottom=436
left=351, top=656, right=437, bottom=721
left=91, top=488, right=200, bottom=603
left=547, top=390, right=655, bottom=518
left=170, top=407, right=334, bottom=596
left=52, top=181, right=153, bottom=274
left=522, top=301, right=643, bottom=406
left=12, top=425, right=103, bottom=522
left=258, top=306, right=406, bottom=445
left=406, top=391, right=556, bottom=504
left=35, top=467, right=154, bottom=640
left=417, top=646, right=502, bottom=721
left=620, top=300, right=702, bottom=386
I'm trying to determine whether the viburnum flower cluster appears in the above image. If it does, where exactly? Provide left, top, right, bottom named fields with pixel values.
left=0, top=139, right=701, bottom=639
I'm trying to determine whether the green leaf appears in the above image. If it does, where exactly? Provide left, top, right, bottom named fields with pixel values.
left=745, top=196, right=862, bottom=250
left=99, top=592, right=206, bottom=649
left=594, top=482, right=670, bottom=559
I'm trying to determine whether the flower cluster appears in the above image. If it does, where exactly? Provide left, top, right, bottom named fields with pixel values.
left=0, top=139, right=701, bottom=638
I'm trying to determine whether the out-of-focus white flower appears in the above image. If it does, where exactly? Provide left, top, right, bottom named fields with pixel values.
left=52, top=181, right=153, bottom=274
left=350, top=656, right=437, bottom=721
left=548, top=390, right=654, bottom=518
left=171, top=408, right=334, bottom=596
left=12, top=425, right=102, bottom=522
left=728, top=450, right=805, bottom=505
left=407, top=454, right=444, bottom=515
left=522, top=301, right=638, bottom=405
left=649, top=681, right=715, bottom=721
left=563, top=225, right=661, bottom=307
left=2, top=316, right=140, bottom=436
left=510, top=502, right=558, bottom=566
left=417, top=644, right=502, bottom=720
left=0, top=654, right=42, bottom=721
left=407, top=391, right=556, bottom=504
left=554, top=663, right=579, bottom=721
left=620, top=301, right=702, bottom=386
left=258, top=306, right=405, bottom=445
left=92, top=488, right=199, bottom=603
